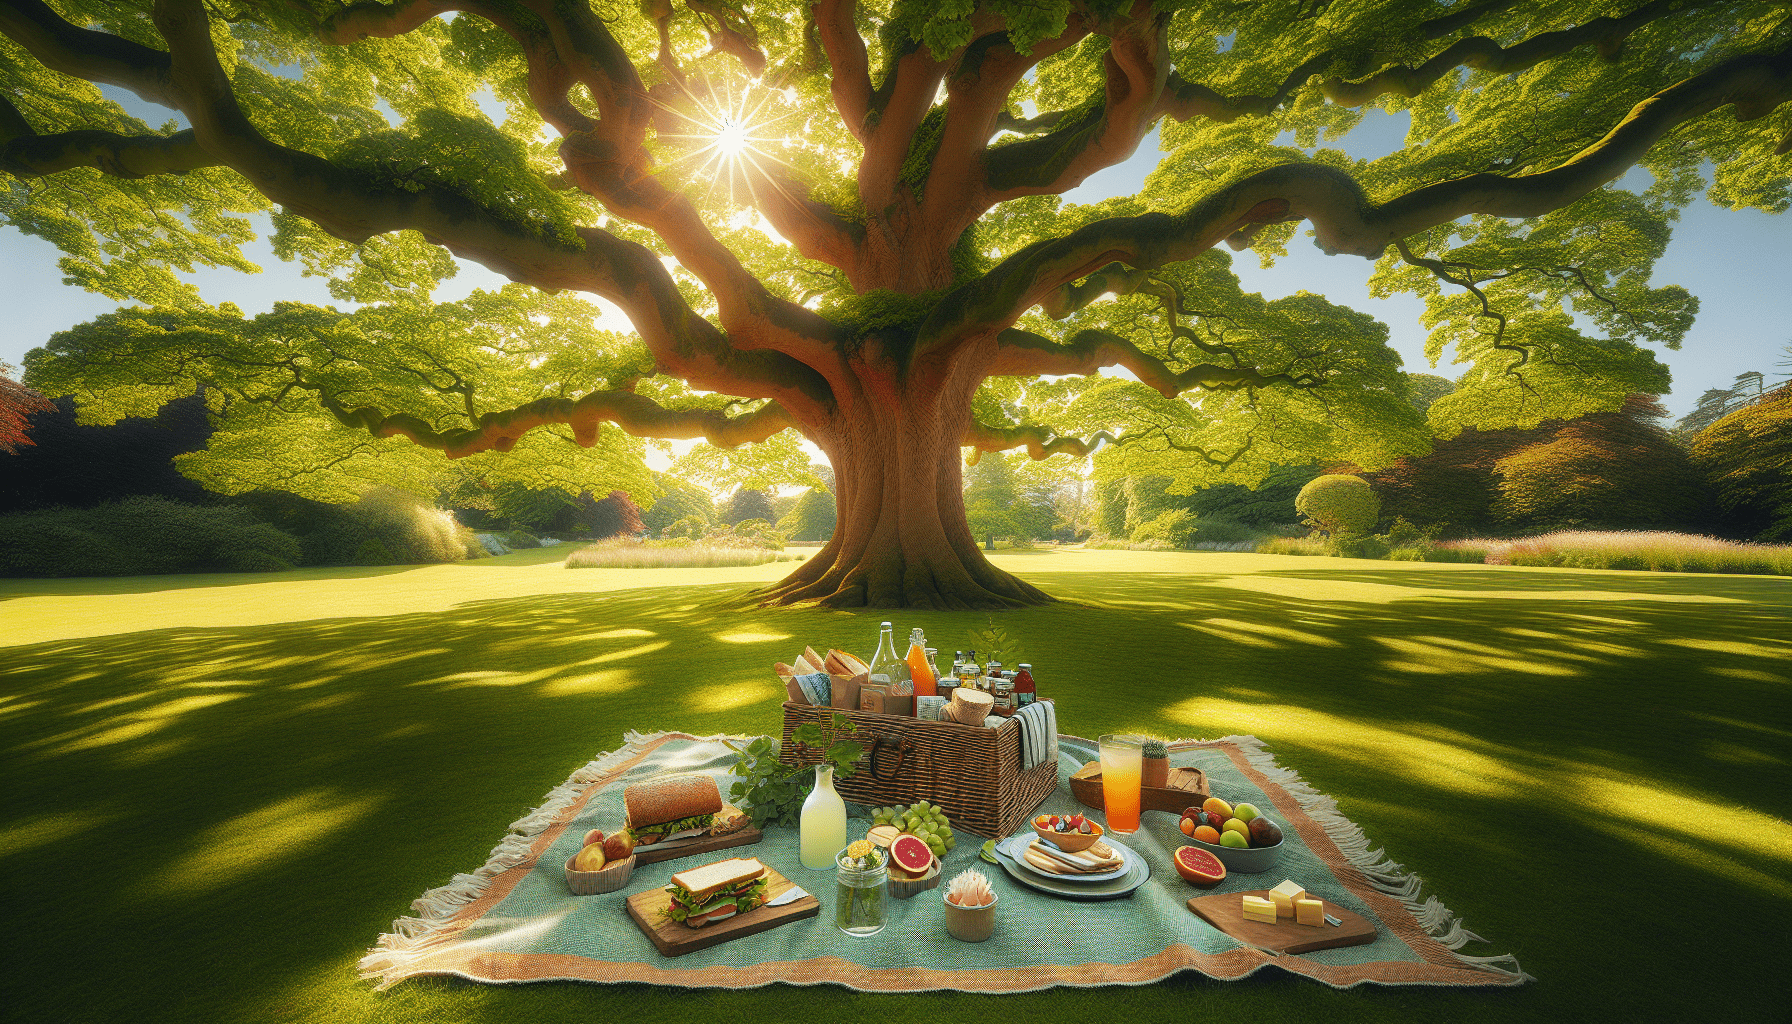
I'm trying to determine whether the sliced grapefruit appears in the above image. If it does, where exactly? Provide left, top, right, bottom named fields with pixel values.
left=890, top=833, right=934, bottom=874
left=1173, top=845, right=1227, bottom=887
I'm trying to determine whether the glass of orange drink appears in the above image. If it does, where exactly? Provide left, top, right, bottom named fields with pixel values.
left=1098, top=735, right=1143, bottom=834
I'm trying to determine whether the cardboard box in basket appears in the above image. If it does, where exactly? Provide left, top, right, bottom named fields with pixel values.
left=778, top=700, right=1056, bottom=839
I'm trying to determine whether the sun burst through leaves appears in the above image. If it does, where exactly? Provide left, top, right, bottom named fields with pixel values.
left=656, top=78, right=802, bottom=208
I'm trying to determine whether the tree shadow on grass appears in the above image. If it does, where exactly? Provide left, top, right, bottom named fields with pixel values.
left=0, top=562, right=423, bottom=600
left=1255, top=562, right=1792, bottom=596
left=1, top=566, right=1788, bottom=1023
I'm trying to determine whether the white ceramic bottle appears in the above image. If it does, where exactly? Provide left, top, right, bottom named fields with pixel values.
left=799, top=764, right=847, bottom=869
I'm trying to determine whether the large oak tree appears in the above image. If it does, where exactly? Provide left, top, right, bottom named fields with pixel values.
left=4, top=0, right=1788, bottom=606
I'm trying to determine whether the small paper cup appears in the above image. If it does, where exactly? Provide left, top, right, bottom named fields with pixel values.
left=943, top=890, right=998, bottom=942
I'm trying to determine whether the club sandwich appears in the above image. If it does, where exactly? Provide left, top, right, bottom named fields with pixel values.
left=662, top=858, right=770, bottom=927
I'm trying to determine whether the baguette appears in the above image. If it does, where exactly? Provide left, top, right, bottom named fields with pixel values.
left=624, top=774, right=723, bottom=842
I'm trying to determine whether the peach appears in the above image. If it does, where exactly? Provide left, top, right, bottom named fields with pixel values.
left=572, top=844, right=607, bottom=872
left=602, top=830, right=635, bottom=861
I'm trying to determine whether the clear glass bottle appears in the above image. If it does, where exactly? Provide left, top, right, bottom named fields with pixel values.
left=868, top=622, right=905, bottom=689
left=800, top=764, right=847, bottom=869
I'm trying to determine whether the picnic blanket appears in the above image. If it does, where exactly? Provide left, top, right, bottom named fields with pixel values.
left=360, top=732, right=1530, bottom=992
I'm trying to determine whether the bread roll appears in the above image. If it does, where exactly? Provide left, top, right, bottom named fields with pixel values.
left=624, top=774, right=723, bottom=827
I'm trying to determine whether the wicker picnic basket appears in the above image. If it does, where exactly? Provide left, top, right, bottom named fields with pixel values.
left=778, top=701, right=1057, bottom=838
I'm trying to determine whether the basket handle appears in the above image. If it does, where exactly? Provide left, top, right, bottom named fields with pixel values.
left=865, top=733, right=914, bottom=782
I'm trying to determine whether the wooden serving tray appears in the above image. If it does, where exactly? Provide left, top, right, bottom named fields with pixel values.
left=626, top=865, right=819, bottom=957
left=632, top=826, right=763, bottom=865
left=1186, top=889, right=1376, bottom=955
left=630, top=805, right=763, bottom=865
left=1070, top=762, right=1210, bottom=814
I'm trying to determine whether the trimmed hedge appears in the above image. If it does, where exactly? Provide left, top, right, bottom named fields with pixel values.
left=0, top=497, right=301, bottom=577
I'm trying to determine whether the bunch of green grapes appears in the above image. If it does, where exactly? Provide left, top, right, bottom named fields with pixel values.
left=870, top=800, right=957, bottom=857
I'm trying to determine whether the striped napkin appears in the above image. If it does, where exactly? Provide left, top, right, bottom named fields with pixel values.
left=794, top=672, right=831, bottom=705
left=1013, top=700, right=1058, bottom=770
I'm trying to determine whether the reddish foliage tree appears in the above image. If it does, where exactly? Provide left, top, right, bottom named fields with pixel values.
left=589, top=489, right=646, bottom=539
left=0, top=366, right=53, bottom=456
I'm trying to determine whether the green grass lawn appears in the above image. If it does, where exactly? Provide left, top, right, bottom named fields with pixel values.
left=3, top=549, right=1787, bottom=1023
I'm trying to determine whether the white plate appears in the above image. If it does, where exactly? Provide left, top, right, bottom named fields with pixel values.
left=993, top=835, right=1149, bottom=901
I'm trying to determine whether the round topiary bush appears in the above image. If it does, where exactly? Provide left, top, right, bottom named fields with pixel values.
left=1296, top=475, right=1381, bottom=536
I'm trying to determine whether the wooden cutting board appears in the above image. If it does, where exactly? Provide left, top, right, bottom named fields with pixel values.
left=1070, top=762, right=1211, bottom=814
left=626, top=865, right=819, bottom=957
left=1187, top=889, right=1377, bottom=955
left=631, top=826, right=763, bottom=866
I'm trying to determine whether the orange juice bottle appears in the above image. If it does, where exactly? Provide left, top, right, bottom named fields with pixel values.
left=905, top=628, right=937, bottom=696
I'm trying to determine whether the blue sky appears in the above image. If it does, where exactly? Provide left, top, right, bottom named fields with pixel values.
left=3, top=95, right=1786, bottom=423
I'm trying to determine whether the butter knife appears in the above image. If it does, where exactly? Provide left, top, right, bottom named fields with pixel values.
left=767, top=884, right=812, bottom=907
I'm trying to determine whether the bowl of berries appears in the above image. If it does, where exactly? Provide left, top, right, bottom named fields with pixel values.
left=1032, top=812, right=1104, bottom=853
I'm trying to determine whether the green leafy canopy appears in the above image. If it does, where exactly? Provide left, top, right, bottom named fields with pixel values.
left=4, top=0, right=1787, bottom=508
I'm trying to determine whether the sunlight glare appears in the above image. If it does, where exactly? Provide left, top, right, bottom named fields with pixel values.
left=716, top=118, right=750, bottom=157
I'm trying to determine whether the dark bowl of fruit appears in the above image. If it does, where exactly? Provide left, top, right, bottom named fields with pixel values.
left=1177, top=798, right=1283, bottom=874
left=1033, top=813, right=1104, bottom=853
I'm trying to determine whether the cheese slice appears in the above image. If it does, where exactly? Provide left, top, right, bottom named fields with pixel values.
left=1268, top=879, right=1307, bottom=918
left=1241, top=895, right=1279, bottom=924
left=1295, top=898, right=1325, bottom=927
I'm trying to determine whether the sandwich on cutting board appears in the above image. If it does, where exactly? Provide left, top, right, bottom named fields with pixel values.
left=623, top=775, right=747, bottom=848
left=662, top=858, right=770, bottom=927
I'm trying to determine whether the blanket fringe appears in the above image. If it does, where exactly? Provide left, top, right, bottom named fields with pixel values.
left=358, top=729, right=742, bottom=990
left=1192, top=733, right=1533, bottom=983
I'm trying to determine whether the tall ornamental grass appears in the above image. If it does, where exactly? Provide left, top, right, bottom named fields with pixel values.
left=1453, top=531, right=1791, bottom=575
left=565, top=537, right=803, bottom=569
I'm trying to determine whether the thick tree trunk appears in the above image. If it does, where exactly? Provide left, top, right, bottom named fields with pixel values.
left=753, top=340, right=1052, bottom=610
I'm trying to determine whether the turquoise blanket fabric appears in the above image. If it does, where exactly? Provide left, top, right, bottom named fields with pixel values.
left=361, top=732, right=1527, bottom=992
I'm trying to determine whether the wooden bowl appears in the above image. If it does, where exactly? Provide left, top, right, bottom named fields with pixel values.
left=888, top=856, right=942, bottom=899
left=1033, top=819, right=1103, bottom=853
left=564, top=852, right=635, bottom=895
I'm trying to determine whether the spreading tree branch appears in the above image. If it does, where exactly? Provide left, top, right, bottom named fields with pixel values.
left=2, top=119, right=219, bottom=179
left=812, top=0, right=871, bottom=140
left=987, top=327, right=1322, bottom=398
left=0, top=0, right=178, bottom=106
left=307, top=0, right=842, bottom=372
left=0, top=0, right=840, bottom=410
left=962, top=417, right=1257, bottom=469
left=1320, top=0, right=1712, bottom=106
left=923, top=39, right=1792, bottom=357
left=979, top=4, right=1168, bottom=204
left=317, top=386, right=795, bottom=458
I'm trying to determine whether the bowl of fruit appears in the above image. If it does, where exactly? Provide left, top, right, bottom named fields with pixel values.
left=1032, top=812, right=1104, bottom=853
left=564, top=828, right=636, bottom=895
left=1177, top=797, right=1283, bottom=873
